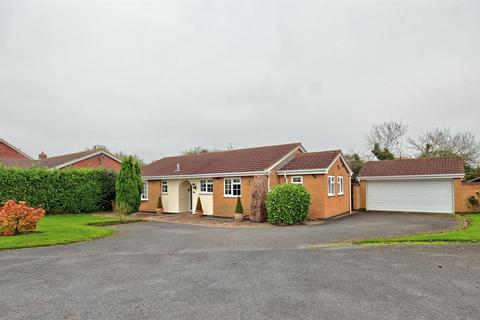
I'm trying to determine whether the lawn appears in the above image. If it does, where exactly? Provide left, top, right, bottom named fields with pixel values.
left=358, top=214, right=480, bottom=244
left=0, top=214, right=139, bottom=250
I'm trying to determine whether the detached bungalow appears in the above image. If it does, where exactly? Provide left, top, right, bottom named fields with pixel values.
left=140, top=143, right=352, bottom=220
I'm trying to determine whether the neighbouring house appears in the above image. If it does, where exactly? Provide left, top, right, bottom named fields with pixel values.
left=355, top=156, right=480, bottom=213
left=0, top=139, right=33, bottom=160
left=0, top=139, right=121, bottom=171
left=140, top=143, right=352, bottom=220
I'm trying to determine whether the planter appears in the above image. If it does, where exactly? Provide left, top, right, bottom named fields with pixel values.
left=155, top=208, right=164, bottom=215
left=195, top=210, right=204, bottom=218
left=233, top=213, right=244, bottom=223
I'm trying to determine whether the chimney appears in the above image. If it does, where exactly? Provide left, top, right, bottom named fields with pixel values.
left=38, top=151, right=47, bottom=159
left=175, top=163, right=180, bottom=172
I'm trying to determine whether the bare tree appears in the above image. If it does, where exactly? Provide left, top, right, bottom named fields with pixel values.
left=182, top=146, right=226, bottom=155
left=408, top=127, right=480, bottom=166
left=365, top=120, right=408, bottom=157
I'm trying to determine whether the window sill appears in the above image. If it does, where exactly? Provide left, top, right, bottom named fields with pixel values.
left=328, top=194, right=335, bottom=197
left=141, top=198, right=148, bottom=202
left=224, top=195, right=242, bottom=198
left=161, top=192, right=168, bottom=195
left=337, top=193, right=344, bottom=196
left=199, top=192, right=213, bottom=195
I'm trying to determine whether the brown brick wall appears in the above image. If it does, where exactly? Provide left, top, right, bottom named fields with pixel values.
left=321, top=158, right=351, bottom=219
left=0, top=142, right=29, bottom=159
left=139, top=180, right=161, bottom=212
left=457, top=182, right=480, bottom=213
left=359, top=180, right=367, bottom=210
left=352, top=183, right=361, bottom=210
left=213, top=176, right=254, bottom=217
left=67, top=154, right=121, bottom=171
left=275, top=158, right=351, bottom=220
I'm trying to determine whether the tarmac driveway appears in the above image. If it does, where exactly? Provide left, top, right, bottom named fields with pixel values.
left=1, top=212, right=479, bottom=320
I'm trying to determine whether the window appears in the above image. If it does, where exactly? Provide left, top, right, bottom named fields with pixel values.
left=224, top=178, right=241, bottom=197
left=291, top=176, right=303, bottom=185
left=337, top=176, right=344, bottom=195
left=161, top=181, right=168, bottom=193
left=328, top=176, right=335, bottom=196
left=200, top=179, right=213, bottom=193
left=141, top=181, right=148, bottom=200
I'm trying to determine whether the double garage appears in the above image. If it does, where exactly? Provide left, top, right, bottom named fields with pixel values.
left=365, top=179, right=454, bottom=214
left=358, top=157, right=465, bottom=214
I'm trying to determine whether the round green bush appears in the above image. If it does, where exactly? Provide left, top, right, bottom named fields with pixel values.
left=266, top=184, right=310, bottom=225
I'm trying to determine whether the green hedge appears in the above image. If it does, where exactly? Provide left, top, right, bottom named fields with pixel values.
left=266, top=184, right=310, bottom=225
left=0, top=166, right=116, bottom=214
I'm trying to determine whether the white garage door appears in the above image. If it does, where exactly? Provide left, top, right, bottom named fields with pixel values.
left=367, top=180, right=453, bottom=213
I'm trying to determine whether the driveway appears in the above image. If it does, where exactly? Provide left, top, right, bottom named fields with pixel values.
left=1, top=212, right=479, bottom=320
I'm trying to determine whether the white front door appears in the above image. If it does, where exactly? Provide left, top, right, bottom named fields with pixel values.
left=367, top=179, right=453, bottom=213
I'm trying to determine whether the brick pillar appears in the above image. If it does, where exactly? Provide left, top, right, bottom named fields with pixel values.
left=250, top=175, right=268, bottom=222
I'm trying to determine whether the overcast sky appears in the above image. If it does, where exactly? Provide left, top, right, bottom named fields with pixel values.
left=1, top=1, right=479, bottom=162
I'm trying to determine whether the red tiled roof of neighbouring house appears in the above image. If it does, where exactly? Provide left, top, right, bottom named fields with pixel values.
left=141, top=143, right=303, bottom=177
left=0, top=157, right=38, bottom=168
left=0, top=149, right=120, bottom=169
left=37, top=149, right=119, bottom=169
left=278, top=150, right=341, bottom=171
left=358, top=156, right=465, bottom=177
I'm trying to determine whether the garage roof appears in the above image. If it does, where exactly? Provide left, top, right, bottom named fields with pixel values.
left=359, top=156, right=464, bottom=178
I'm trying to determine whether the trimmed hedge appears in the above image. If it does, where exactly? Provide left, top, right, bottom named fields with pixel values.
left=266, top=184, right=310, bottom=225
left=0, top=166, right=116, bottom=214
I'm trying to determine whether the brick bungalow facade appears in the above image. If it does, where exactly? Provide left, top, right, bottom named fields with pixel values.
left=140, top=143, right=352, bottom=220
left=0, top=139, right=121, bottom=171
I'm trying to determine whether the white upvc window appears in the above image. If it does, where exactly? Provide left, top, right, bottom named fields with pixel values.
left=141, top=181, right=148, bottom=200
left=337, top=176, right=344, bottom=195
left=161, top=181, right=168, bottom=193
left=328, top=176, right=335, bottom=196
left=200, top=179, right=213, bottom=193
left=291, top=176, right=303, bottom=185
left=224, top=178, right=241, bottom=197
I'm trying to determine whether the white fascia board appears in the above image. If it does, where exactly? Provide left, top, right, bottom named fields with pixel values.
left=276, top=169, right=327, bottom=176
left=358, top=174, right=465, bottom=181
left=265, top=145, right=306, bottom=173
left=54, top=151, right=121, bottom=169
left=325, top=153, right=353, bottom=176
left=142, top=171, right=269, bottom=181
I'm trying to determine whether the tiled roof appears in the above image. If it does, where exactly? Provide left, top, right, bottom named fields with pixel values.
left=141, top=143, right=303, bottom=177
left=37, top=149, right=117, bottom=168
left=0, top=149, right=120, bottom=169
left=359, top=156, right=465, bottom=177
left=0, top=158, right=39, bottom=168
left=278, top=150, right=341, bottom=171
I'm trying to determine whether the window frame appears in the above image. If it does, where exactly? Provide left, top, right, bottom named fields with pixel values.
left=327, top=176, right=335, bottom=196
left=161, top=181, right=168, bottom=194
left=200, top=179, right=213, bottom=194
left=141, top=181, right=148, bottom=200
left=224, top=177, right=242, bottom=197
left=337, top=176, right=344, bottom=195
left=291, top=176, right=303, bottom=185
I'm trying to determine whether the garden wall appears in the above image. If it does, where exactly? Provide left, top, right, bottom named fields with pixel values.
left=0, top=167, right=116, bottom=214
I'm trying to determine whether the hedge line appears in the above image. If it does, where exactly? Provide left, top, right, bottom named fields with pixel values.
left=0, top=166, right=116, bottom=214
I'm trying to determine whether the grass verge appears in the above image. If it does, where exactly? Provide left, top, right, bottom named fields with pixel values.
left=357, top=213, right=480, bottom=244
left=0, top=214, right=140, bottom=250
